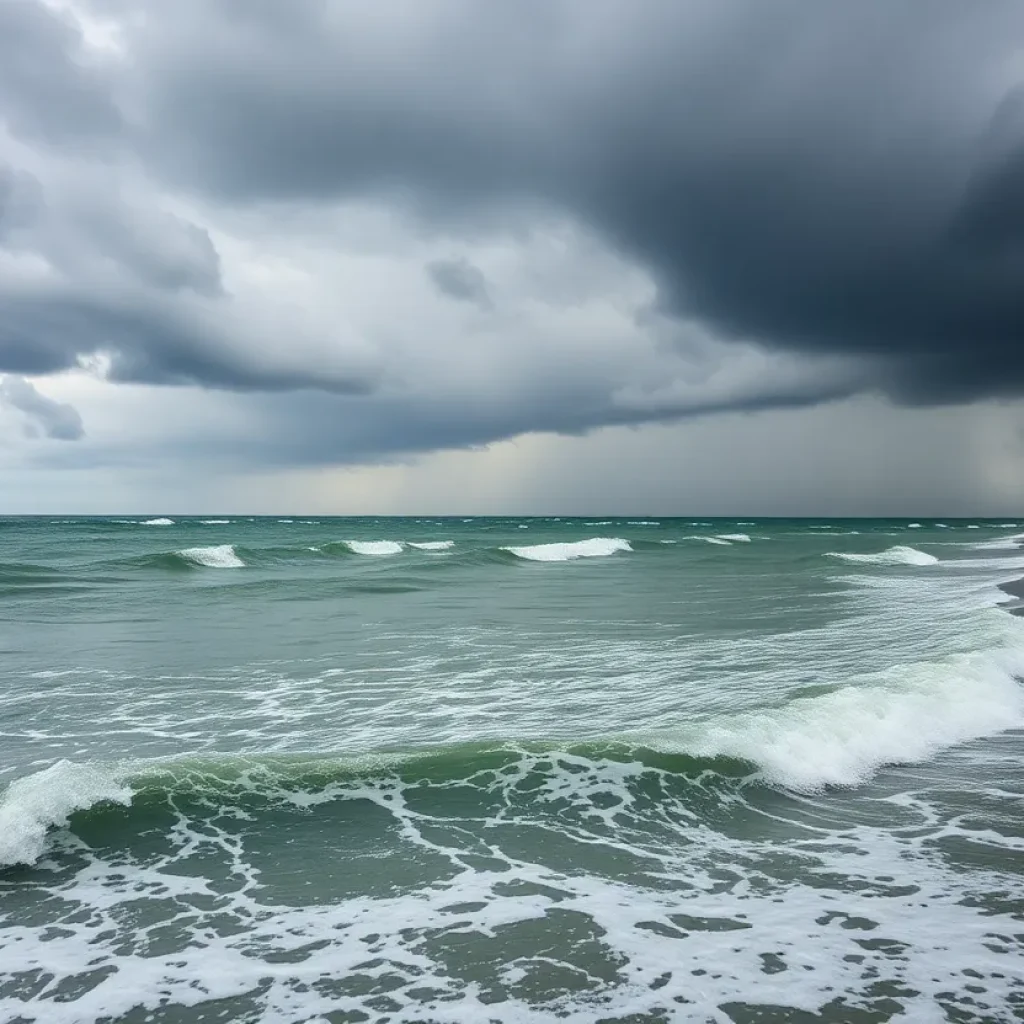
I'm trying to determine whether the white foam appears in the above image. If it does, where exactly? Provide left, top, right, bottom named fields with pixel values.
left=0, top=761, right=131, bottom=866
left=179, top=544, right=245, bottom=568
left=200, top=519, right=230, bottom=525
left=142, top=517, right=175, bottom=526
left=717, top=533, right=751, bottom=542
left=278, top=519, right=294, bottom=524
left=408, top=541, right=454, bottom=551
left=827, top=545, right=938, bottom=566
left=907, top=522, right=922, bottom=528
left=627, top=521, right=660, bottom=526
left=691, top=536, right=731, bottom=545
left=649, top=645, right=1024, bottom=790
left=344, top=540, right=404, bottom=556
left=503, top=537, right=632, bottom=562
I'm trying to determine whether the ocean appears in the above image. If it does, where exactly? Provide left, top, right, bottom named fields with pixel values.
left=1, top=516, right=1023, bottom=1023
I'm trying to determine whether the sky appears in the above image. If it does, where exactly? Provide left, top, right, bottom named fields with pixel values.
left=1, top=0, right=1023, bottom=515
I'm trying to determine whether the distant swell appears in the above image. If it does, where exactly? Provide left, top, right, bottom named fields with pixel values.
left=827, top=545, right=938, bottom=566
left=502, top=537, right=632, bottom=561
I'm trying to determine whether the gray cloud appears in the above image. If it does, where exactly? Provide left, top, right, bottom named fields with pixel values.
left=0, top=0, right=123, bottom=149
left=105, top=0, right=1022, bottom=401
left=427, top=258, right=492, bottom=308
left=0, top=373, right=83, bottom=439
left=1, top=0, right=1023, bottom=475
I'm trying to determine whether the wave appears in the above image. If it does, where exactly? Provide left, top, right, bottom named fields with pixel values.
left=0, top=761, right=131, bottom=867
left=178, top=544, right=245, bottom=569
left=142, top=518, right=175, bottom=526
left=502, top=537, right=632, bottom=561
left=342, top=540, right=404, bottom=556
left=200, top=519, right=231, bottom=525
left=690, top=536, right=732, bottom=546
left=716, top=533, right=751, bottom=543
left=827, top=545, right=938, bottom=566
left=4, top=639, right=1022, bottom=867
left=408, top=541, right=454, bottom=551
left=647, top=644, right=1024, bottom=790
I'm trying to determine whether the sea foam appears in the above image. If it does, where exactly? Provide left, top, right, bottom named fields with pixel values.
left=179, top=544, right=245, bottom=568
left=503, top=537, right=631, bottom=561
left=408, top=541, right=454, bottom=551
left=828, top=545, right=938, bottom=566
left=717, top=533, right=751, bottom=543
left=142, top=518, right=175, bottom=526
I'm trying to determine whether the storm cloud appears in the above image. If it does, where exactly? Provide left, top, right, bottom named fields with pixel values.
left=1, top=0, right=1022, bottom=469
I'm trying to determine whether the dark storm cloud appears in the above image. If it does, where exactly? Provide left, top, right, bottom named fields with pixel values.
left=427, top=258, right=492, bottom=308
left=114, top=0, right=1024, bottom=400
left=2, top=0, right=1024, bottom=468
left=0, top=374, right=83, bottom=440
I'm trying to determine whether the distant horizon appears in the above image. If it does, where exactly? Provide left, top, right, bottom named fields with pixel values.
left=4, top=513, right=1021, bottom=521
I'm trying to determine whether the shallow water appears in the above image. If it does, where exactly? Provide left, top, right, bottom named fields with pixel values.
left=1, top=517, right=1023, bottom=1022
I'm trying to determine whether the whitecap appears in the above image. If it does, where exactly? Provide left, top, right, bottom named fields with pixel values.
left=716, top=533, right=751, bottom=543
left=827, top=545, right=938, bottom=567
left=200, top=519, right=231, bottom=525
left=344, top=540, right=404, bottom=556
left=179, top=544, right=245, bottom=568
left=503, top=537, right=631, bottom=562
left=408, top=541, right=454, bottom=551
left=142, top=518, right=175, bottom=526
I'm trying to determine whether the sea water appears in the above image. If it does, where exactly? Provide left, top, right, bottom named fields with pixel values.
left=1, top=517, right=1022, bottom=1022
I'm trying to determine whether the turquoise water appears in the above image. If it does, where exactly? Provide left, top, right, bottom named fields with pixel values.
left=1, top=517, right=1023, bottom=1022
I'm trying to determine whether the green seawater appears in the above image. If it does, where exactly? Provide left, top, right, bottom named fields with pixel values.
left=1, top=517, right=1023, bottom=1022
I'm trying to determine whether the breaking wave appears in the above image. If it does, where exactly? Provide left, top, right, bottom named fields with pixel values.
left=827, top=545, right=939, bottom=566
left=3, top=638, right=1022, bottom=867
left=178, top=544, right=245, bottom=569
left=502, top=537, right=632, bottom=561
left=342, top=540, right=405, bottom=556
left=141, top=518, right=175, bottom=526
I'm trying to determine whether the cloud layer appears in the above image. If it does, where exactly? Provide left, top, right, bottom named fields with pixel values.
left=1, top=0, right=1022, bottom=470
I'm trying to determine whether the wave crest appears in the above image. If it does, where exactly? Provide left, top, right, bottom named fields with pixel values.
left=0, top=761, right=131, bottom=867
left=344, top=540, right=404, bottom=556
left=502, top=537, right=632, bottom=562
left=178, top=544, right=245, bottom=569
left=828, top=545, right=938, bottom=566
